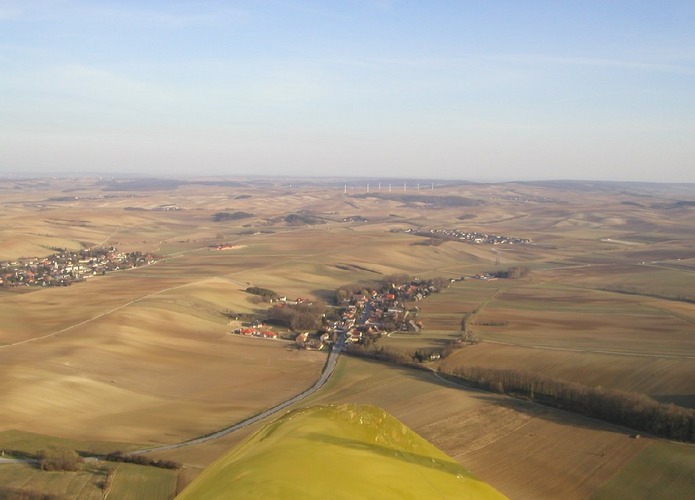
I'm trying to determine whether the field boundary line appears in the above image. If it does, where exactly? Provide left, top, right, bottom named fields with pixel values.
left=0, top=281, right=204, bottom=350
left=480, top=339, right=695, bottom=360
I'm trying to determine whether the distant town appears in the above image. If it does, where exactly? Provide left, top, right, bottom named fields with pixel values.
left=396, top=227, right=531, bottom=245
left=0, top=247, right=157, bottom=287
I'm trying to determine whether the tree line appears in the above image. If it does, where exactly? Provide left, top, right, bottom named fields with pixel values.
left=104, top=451, right=181, bottom=469
left=448, top=366, right=695, bottom=442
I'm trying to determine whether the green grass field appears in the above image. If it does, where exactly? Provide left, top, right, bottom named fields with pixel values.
left=108, top=463, right=178, bottom=500
left=0, top=462, right=177, bottom=500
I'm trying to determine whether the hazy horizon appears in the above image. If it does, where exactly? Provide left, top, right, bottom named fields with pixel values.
left=2, top=1, right=694, bottom=183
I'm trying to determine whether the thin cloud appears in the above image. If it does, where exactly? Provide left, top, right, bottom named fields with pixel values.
left=0, top=1, right=247, bottom=28
left=490, top=53, right=695, bottom=76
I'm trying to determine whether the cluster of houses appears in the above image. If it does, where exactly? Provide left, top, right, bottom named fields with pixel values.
left=232, top=279, right=444, bottom=350
left=336, top=278, right=442, bottom=345
left=0, top=247, right=156, bottom=287
left=295, top=331, right=332, bottom=350
left=402, top=227, right=530, bottom=245
left=232, top=322, right=279, bottom=339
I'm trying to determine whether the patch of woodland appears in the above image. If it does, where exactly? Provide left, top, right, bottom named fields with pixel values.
left=212, top=211, right=254, bottom=222
left=245, top=287, right=279, bottom=301
left=488, top=266, right=530, bottom=279
left=345, top=343, right=441, bottom=365
left=266, top=301, right=327, bottom=331
left=36, top=448, right=83, bottom=472
left=283, top=213, right=325, bottom=225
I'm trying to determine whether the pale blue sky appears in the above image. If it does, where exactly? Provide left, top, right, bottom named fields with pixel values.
left=1, top=1, right=694, bottom=182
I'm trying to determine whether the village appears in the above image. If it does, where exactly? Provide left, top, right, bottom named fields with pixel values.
left=0, top=247, right=157, bottom=287
left=232, top=277, right=447, bottom=351
left=399, top=227, right=531, bottom=245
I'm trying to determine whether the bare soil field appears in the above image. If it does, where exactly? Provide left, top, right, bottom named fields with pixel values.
left=406, top=279, right=695, bottom=404
left=293, top=356, right=666, bottom=500
left=1, top=177, right=695, bottom=498
left=0, top=274, right=327, bottom=444
left=592, top=441, right=695, bottom=499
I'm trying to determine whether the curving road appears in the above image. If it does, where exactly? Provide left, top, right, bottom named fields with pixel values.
left=133, top=333, right=346, bottom=454
left=0, top=334, right=345, bottom=464
left=0, top=336, right=345, bottom=463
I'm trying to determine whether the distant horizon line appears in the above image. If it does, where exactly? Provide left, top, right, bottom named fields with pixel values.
left=1, top=172, right=694, bottom=186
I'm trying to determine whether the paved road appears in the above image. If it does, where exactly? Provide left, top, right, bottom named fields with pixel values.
left=133, top=334, right=346, bottom=454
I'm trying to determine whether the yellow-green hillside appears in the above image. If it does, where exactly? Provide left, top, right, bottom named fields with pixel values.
left=177, top=403, right=506, bottom=499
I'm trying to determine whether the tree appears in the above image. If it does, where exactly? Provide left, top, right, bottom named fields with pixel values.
left=37, top=448, right=83, bottom=471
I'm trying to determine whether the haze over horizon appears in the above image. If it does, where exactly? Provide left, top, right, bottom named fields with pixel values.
left=1, top=1, right=694, bottom=183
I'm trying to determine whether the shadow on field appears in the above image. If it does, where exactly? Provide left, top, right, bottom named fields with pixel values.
left=304, top=432, right=466, bottom=476
left=431, top=372, right=641, bottom=438
left=310, top=288, right=338, bottom=303
left=348, top=356, right=640, bottom=439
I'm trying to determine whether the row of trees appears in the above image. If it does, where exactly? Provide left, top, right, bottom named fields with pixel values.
left=598, top=284, right=695, bottom=304
left=448, top=366, right=695, bottom=442
left=104, top=451, right=181, bottom=470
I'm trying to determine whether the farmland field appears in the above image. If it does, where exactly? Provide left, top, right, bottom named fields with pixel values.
left=592, top=442, right=695, bottom=499
left=1, top=177, right=694, bottom=498
left=0, top=462, right=177, bottom=500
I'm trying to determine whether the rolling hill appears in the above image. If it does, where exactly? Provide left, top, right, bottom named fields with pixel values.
left=177, top=403, right=506, bottom=499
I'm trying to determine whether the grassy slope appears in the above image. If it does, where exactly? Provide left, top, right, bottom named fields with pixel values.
left=177, top=403, right=506, bottom=500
